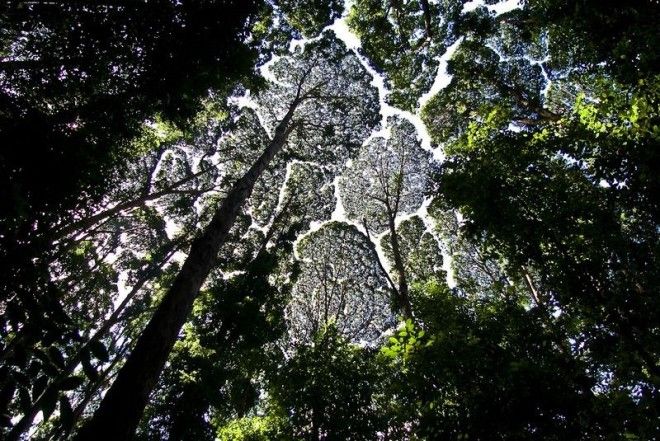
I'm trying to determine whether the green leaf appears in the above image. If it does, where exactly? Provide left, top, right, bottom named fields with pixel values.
left=380, top=347, right=396, bottom=359
left=59, top=396, right=74, bottom=433
left=40, top=388, right=58, bottom=421
left=59, top=376, right=84, bottom=391
left=88, top=340, right=110, bottom=363
left=81, top=358, right=98, bottom=381
left=48, top=347, right=66, bottom=369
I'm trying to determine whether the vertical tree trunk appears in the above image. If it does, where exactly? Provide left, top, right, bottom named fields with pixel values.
left=387, top=213, right=413, bottom=320
left=362, top=218, right=399, bottom=297
left=310, top=401, right=320, bottom=441
left=419, top=0, right=433, bottom=39
left=521, top=266, right=543, bottom=307
left=72, top=109, right=297, bottom=441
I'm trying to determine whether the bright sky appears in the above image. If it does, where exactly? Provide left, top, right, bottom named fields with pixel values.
left=114, top=0, right=525, bottom=322
left=38, top=1, right=523, bottom=435
left=327, top=21, right=456, bottom=287
left=322, top=0, right=523, bottom=290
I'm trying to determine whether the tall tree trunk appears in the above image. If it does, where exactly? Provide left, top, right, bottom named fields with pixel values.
left=362, top=218, right=399, bottom=297
left=253, top=196, right=293, bottom=259
left=386, top=213, right=413, bottom=320
left=72, top=107, right=298, bottom=441
left=419, top=0, right=433, bottom=39
left=521, top=266, right=543, bottom=307
left=310, top=401, right=320, bottom=441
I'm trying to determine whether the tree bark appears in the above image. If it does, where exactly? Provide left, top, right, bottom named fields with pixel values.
left=419, top=0, right=433, bottom=40
left=386, top=213, right=413, bottom=320
left=521, top=266, right=543, bottom=307
left=72, top=107, right=297, bottom=441
left=362, top=218, right=399, bottom=297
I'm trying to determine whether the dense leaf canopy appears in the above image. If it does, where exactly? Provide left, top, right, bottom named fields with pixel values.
left=1, top=0, right=658, bottom=440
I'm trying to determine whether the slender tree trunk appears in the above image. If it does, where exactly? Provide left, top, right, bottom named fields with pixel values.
left=310, top=401, right=320, bottom=441
left=521, top=266, right=543, bottom=307
left=419, top=0, right=433, bottom=39
left=518, top=266, right=598, bottom=398
left=253, top=197, right=293, bottom=259
left=72, top=107, right=298, bottom=441
left=386, top=213, right=413, bottom=320
left=362, top=218, right=399, bottom=297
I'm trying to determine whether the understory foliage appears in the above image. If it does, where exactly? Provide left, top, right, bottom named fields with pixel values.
left=1, top=0, right=658, bottom=440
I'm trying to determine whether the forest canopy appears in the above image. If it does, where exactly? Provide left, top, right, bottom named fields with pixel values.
left=0, top=0, right=658, bottom=440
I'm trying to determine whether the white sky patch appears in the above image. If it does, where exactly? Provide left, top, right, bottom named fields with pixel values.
left=462, top=0, right=485, bottom=13
left=416, top=198, right=457, bottom=288
left=221, top=270, right=247, bottom=280
left=488, top=0, right=523, bottom=15
left=328, top=14, right=395, bottom=130
left=258, top=54, right=284, bottom=85
left=330, top=175, right=348, bottom=222
left=114, top=270, right=131, bottom=309
left=369, top=228, right=395, bottom=275
left=250, top=159, right=297, bottom=239
left=327, top=15, right=362, bottom=51
left=464, top=0, right=523, bottom=15
left=165, top=217, right=182, bottom=240
left=292, top=173, right=350, bottom=260
left=418, top=38, right=462, bottom=110
left=327, top=3, right=462, bottom=289
left=171, top=250, right=188, bottom=266
left=95, top=0, right=522, bottom=340
left=230, top=90, right=258, bottom=112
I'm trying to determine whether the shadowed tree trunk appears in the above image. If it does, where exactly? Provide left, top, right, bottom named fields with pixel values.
left=362, top=218, right=399, bottom=297
left=386, top=209, right=413, bottom=320
left=72, top=102, right=299, bottom=441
